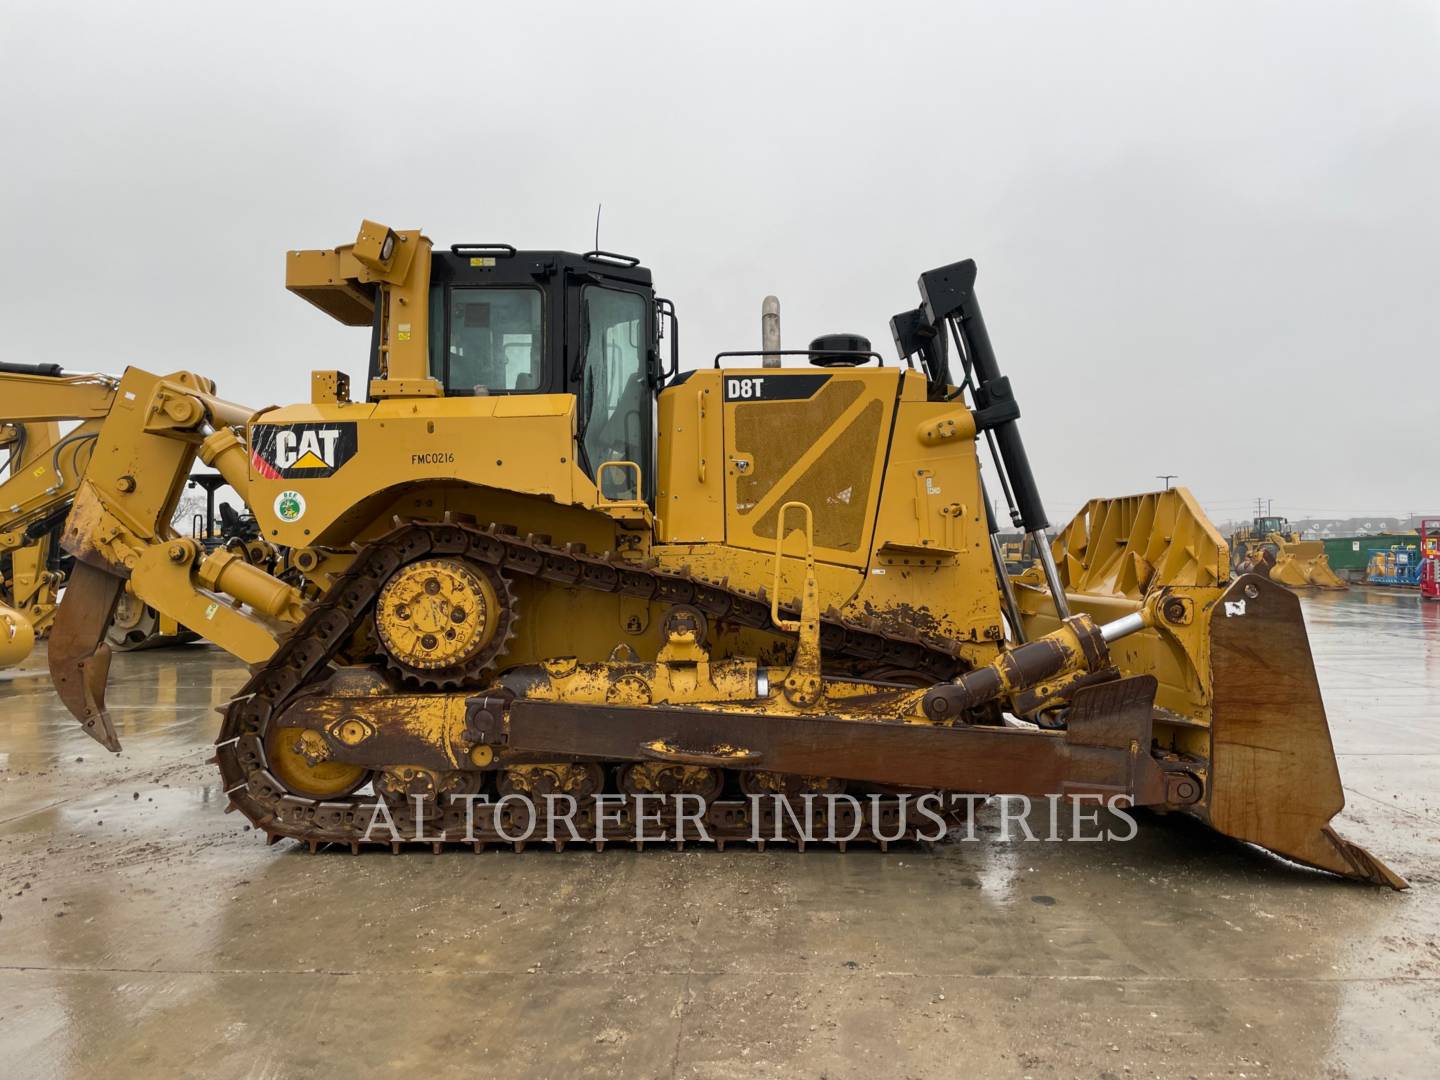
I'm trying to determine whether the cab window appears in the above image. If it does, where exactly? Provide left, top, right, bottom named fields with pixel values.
left=581, top=286, right=647, bottom=498
left=429, top=287, right=543, bottom=393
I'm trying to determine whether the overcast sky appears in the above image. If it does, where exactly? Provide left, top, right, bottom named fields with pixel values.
left=3, top=1, right=1436, bottom=527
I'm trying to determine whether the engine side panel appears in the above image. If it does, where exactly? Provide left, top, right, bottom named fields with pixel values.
left=245, top=395, right=598, bottom=547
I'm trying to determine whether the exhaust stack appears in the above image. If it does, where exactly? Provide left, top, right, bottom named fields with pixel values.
left=761, top=295, right=781, bottom=367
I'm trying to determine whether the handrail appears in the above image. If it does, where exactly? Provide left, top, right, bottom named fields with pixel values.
left=583, top=250, right=641, bottom=268
left=713, top=349, right=883, bottom=369
left=595, top=460, right=643, bottom=504
left=449, top=243, right=516, bottom=257
left=770, top=501, right=815, bottom=632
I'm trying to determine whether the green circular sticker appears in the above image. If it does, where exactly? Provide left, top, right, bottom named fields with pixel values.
left=274, top=489, right=306, bottom=523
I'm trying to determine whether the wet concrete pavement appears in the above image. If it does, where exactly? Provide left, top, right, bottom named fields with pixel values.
left=0, top=588, right=1437, bottom=1078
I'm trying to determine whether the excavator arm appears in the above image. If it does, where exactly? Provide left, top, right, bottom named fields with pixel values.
left=0, top=366, right=119, bottom=547
left=0, top=420, right=98, bottom=640
left=0, top=365, right=121, bottom=660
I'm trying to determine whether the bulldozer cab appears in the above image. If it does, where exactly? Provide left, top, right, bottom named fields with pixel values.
left=374, top=245, right=660, bottom=502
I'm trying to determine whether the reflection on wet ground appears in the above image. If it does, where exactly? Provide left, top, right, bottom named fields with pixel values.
left=0, top=593, right=1437, bottom=1078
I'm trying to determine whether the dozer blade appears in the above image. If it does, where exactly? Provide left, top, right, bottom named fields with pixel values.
left=1200, top=574, right=1404, bottom=888
left=48, top=560, right=125, bottom=752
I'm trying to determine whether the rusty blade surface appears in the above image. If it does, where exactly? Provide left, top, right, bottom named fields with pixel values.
left=48, top=559, right=125, bottom=752
left=1201, top=574, right=1407, bottom=889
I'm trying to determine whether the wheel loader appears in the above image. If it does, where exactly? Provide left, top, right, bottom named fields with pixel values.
left=37, top=221, right=1401, bottom=886
left=1230, top=515, right=1347, bottom=590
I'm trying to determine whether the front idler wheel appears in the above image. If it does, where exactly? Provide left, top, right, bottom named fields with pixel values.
left=263, top=725, right=371, bottom=800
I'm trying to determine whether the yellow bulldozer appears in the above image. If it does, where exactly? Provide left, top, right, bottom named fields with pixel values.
left=1230, top=515, right=1347, bottom=590
left=35, top=220, right=1401, bottom=887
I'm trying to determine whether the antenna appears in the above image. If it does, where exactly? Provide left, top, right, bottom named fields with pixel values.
left=594, top=203, right=602, bottom=250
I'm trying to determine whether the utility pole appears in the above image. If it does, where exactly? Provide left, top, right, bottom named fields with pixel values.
left=1156, top=474, right=1177, bottom=491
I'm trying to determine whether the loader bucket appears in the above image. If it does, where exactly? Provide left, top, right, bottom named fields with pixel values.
left=1025, top=488, right=1403, bottom=887
left=0, top=601, right=36, bottom=669
left=1269, top=541, right=1348, bottom=589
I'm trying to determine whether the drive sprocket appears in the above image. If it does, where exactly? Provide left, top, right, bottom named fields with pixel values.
left=373, top=556, right=516, bottom=689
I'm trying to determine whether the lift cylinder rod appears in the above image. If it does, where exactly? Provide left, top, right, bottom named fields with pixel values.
left=921, top=606, right=1150, bottom=720
left=918, top=260, right=1071, bottom=618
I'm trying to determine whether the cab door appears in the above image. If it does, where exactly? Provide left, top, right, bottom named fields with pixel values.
left=721, top=368, right=899, bottom=568
left=573, top=282, right=656, bottom=502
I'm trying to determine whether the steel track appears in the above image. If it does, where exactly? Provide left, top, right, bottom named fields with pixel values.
left=215, top=520, right=972, bottom=850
